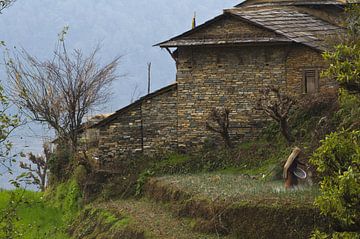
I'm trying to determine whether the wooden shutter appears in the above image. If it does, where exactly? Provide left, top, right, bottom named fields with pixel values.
left=303, top=69, right=319, bottom=94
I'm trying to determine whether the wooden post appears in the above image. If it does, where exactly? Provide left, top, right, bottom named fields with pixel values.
left=147, top=62, right=151, bottom=94
left=284, top=147, right=301, bottom=189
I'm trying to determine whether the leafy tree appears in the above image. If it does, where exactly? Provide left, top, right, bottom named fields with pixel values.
left=6, top=32, right=121, bottom=151
left=310, top=130, right=360, bottom=228
left=0, top=84, right=20, bottom=177
left=310, top=5, right=360, bottom=238
left=322, top=5, right=360, bottom=94
left=0, top=84, right=22, bottom=239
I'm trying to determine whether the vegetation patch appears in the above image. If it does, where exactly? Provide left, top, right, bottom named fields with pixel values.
left=0, top=190, right=71, bottom=239
left=69, top=207, right=144, bottom=239
left=143, top=176, right=332, bottom=239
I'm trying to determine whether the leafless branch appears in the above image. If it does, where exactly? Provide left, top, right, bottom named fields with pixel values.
left=206, top=107, right=233, bottom=148
left=6, top=41, right=121, bottom=150
left=255, top=86, right=295, bottom=144
left=19, top=143, right=52, bottom=191
left=0, top=0, right=15, bottom=13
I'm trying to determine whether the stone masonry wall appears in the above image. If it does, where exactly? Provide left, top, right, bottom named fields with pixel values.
left=98, top=104, right=142, bottom=166
left=97, top=85, right=178, bottom=167
left=175, top=44, right=336, bottom=148
left=142, top=86, right=178, bottom=155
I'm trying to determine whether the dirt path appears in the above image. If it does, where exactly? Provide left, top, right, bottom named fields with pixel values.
left=99, top=199, right=231, bottom=239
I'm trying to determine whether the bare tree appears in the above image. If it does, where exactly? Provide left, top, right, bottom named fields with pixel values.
left=6, top=39, right=120, bottom=150
left=255, top=86, right=296, bottom=144
left=0, top=0, right=15, bottom=13
left=206, top=107, right=233, bottom=148
left=20, top=143, right=51, bottom=192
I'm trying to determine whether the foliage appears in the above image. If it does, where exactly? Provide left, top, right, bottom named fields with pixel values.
left=255, top=86, right=296, bottom=144
left=0, top=57, right=21, bottom=239
left=309, top=6, right=360, bottom=238
left=322, top=5, right=360, bottom=93
left=47, top=143, right=72, bottom=183
left=0, top=85, right=20, bottom=175
left=19, top=143, right=51, bottom=192
left=135, top=170, right=154, bottom=196
left=311, top=229, right=360, bottom=239
left=5, top=31, right=121, bottom=150
left=0, top=190, right=23, bottom=239
left=48, top=179, right=82, bottom=222
left=69, top=207, right=142, bottom=239
left=310, top=130, right=360, bottom=228
left=0, top=190, right=71, bottom=239
left=73, top=164, right=88, bottom=188
left=206, top=107, right=232, bottom=148
left=336, top=89, right=360, bottom=130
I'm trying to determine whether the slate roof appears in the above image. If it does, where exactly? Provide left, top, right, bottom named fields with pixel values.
left=156, top=4, right=344, bottom=51
left=227, top=7, right=343, bottom=51
left=156, top=35, right=292, bottom=48
left=235, top=0, right=349, bottom=7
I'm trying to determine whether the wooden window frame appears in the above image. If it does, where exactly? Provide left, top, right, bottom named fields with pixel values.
left=302, top=68, right=320, bottom=94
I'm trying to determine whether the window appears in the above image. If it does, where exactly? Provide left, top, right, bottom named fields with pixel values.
left=303, top=69, right=319, bottom=94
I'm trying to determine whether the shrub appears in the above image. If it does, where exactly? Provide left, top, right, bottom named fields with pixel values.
left=73, top=165, right=88, bottom=188
left=336, top=89, right=360, bottom=130
left=48, top=143, right=72, bottom=183
left=310, top=130, right=360, bottom=229
left=322, top=6, right=360, bottom=94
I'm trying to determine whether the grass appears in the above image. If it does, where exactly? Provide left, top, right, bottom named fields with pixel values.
left=155, top=174, right=319, bottom=205
left=0, top=180, right=81, bottom=239
left=0, top=189, right=76, bottom=239
left=97, top=199, right=234, bottom=239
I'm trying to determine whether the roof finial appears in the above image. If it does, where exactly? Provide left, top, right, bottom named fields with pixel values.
left=192, top=12, right=196, bottom=29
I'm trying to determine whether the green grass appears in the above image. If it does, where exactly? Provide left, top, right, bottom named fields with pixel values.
left=0, top=189, right=74, bottom=239
left=156, top=174, right=319, bottom=205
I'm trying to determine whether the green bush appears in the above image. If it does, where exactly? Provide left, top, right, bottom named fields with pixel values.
left=336, top=89, right=360, bottom=130
left=48, top=144, right=72, bottom=183
left=322, top=6, right=360, bottom=94
left=311, top=229, right=360, bottom=239
left=46, top=179, right=82, bottom=222
left=73, top=165, right=88, bottom=187
left=310, top=130, right=360, bottom=228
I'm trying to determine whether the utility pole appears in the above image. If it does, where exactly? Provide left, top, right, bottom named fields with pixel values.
left=147, top=62, right=151, bottom=94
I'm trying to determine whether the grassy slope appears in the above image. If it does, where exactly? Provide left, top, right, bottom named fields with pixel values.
left=0, top=190, right=71, bottom=239
left=98, top=199, right=233, bottom=239
left=155, top=174, right=319, bottom=205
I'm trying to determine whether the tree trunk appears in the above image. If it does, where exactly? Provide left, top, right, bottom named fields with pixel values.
left=222, top=130, right=233, bottom=148
left=280, top=120, right=293, bottom=144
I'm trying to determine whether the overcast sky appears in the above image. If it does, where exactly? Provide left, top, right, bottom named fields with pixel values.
left=0, top=0, right=240, bottom=188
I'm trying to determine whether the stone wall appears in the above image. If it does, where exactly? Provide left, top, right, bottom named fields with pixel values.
left=142, top=86, right=178, bottom=155
left=175, top=44, right=336, bottom=148
left=98, top=103, right=143, bottom=166
left=94, top=13, right=339, bottom=161
left=96, top=84, right=178, bottom=166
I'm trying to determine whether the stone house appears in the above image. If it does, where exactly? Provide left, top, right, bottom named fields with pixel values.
left=93, top=84, right=178, bottom=167
left=92, top=0, right=348, bottom=166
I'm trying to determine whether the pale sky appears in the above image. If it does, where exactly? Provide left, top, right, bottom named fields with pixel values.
left=0, top=0, right=241, bottom=188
